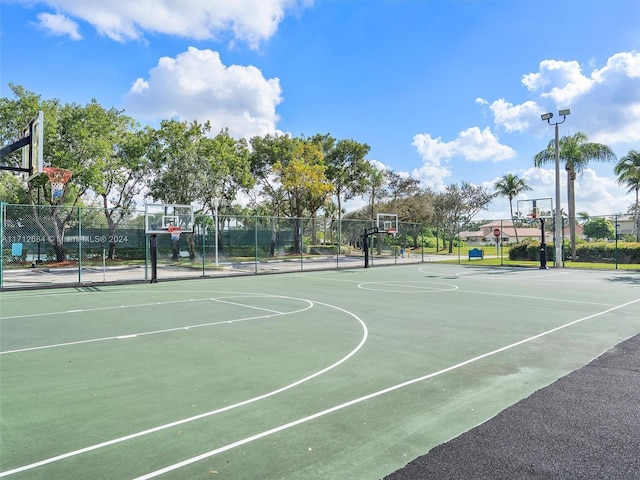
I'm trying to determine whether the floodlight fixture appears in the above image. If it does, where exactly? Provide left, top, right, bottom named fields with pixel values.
left=559, top=109, right=571, bottom=117
left=540, top=112, right=553, bottom=121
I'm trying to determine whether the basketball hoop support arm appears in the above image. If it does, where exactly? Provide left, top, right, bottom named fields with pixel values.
left=0, top=137, right=31, bottom=173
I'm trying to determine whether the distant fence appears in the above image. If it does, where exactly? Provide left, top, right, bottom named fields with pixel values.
left=1, top=204, right=638, bottom=289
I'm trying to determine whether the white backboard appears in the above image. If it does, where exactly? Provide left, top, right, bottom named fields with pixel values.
left=145, top=204, right=194, bottom=234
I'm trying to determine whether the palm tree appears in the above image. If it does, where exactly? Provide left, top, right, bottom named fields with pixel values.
left=577, top=211, right=590, bottom=224
left=615, top=150, right=640, bottom=241
left=493, top=173, right=531, bottom=242
left=534, top=132, right=616, bottom=259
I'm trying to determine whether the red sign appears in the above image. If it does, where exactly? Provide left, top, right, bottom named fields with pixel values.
left=493, top=228, right=501, bottom=237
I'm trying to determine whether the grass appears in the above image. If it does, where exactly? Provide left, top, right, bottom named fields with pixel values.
left=444, top=257, right=640, bottom=271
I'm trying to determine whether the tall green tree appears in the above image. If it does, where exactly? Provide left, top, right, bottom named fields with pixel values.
left=385, top=170, right=422, bottom=218
left=148, top=119, right=211, bottom=260
left=534, top=132, right=616, bottom=259
left=200, top=128, right=254, bottom=216
left=614, top=150, right=640, bottom=241
left=249, top=134, right=295, bottom=217
left=583, top=217, right=615, bottom=240
left=274, top=138, right=332, bottom=253
left=320, top=136, right=371, bottom=249
left=433, top=182, right=493, bottom=253
left=493, top=173, right=531, bottom=242
left=249, top=134, right=296, bottom=255
left=577, top=211, right=590, bottom=224
left=367, top=164, right=387, bottom=219
left=94, top=118, right=149, bottom=259
left=1, top=86, right=133, bottom=261
left=323, top=137, right=371, bottom=220
left=200, top=129, right=254, bottom=256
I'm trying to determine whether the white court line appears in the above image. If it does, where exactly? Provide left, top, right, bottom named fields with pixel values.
left=357, top=281, right=458, bottom=293
left=0, top=297, right=214, bottom=321
left=0, top=299, right=368, bottom=478
left=455, top=289, right=618, bottom=307
left=524, top=271, right=571, bottom=279
left=1, top=314, right=273, bottom=355
left=211, top=297, right=284, bottom=315
left=1, top=297, right=313, bottom=355
left=297, top=273, right=616, bottom=307
left=133, top=296, right=640, bottom=479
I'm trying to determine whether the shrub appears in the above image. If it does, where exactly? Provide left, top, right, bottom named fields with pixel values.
left=508, top=239, right=554, bottom=261
left=574, top=242, right=640, bottom=263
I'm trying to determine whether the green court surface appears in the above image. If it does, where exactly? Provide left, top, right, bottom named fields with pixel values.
left=1, top=264, right=639, bottom=479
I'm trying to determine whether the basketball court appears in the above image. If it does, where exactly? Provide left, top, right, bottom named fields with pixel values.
left=1, top=264, right=639, bottom=479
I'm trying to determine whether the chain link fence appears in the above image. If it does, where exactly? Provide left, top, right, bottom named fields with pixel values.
left=1, top=204, right=639, bottom=289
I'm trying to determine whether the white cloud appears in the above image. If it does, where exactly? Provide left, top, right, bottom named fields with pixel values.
left=411, top=127, right=515, bottom=190
left=522, top=59, right=593, bottom=105
left=413, top=128, right=515, bottom=164
left=485, top=51, right=640, bottom=146
left=123, top=47, right=283, bottom=139
left=411, top=163, right=451, bottom=192
left=367, top=159, right=388, bottom=172
left=478, top=98, right=539, bottom=133
left=455, top=127, right=517, bottom=162
left=21, top=0, right=308, bottom=47
left=35, top=12, right=82, bottom=40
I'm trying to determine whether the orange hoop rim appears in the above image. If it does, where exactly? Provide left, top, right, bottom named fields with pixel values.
left=43, top=166, right=73, bottom=184
left=167, top=225, right=183, bottom=240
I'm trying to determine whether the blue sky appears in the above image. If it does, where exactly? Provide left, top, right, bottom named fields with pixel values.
left=2, top=0, right=640, bottom=219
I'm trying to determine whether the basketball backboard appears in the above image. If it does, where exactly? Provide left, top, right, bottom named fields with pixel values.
left=145, top=204, right=194, bottom=234
left=376, top=213, right=398, bottom=234
left=21, top=111, right=44, bottom=181
left=516, top=198, right=553, bottom=220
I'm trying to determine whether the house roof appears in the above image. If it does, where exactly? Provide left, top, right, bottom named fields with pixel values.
left=459, top=227, right=550, bottom=239
left=480, top=220, right=514, bottom=228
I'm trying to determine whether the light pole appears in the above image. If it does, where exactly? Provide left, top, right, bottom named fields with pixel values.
left=213, top=197, right=219, bottom=267
left=541, top=109, right=570, bottom=268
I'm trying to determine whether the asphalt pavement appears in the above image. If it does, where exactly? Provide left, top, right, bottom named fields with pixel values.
left=383, top=332, right=640, bottom=479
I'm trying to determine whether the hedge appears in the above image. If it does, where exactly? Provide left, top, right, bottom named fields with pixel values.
left=573, top=242, right=640, bottom=263
left=509, top=240, right=640, bottom=263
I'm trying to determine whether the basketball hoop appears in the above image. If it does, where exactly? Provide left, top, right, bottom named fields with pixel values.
left=386, top=228, right=398, bottom=237
left=167, top=225, right=183, bottom=241
left=43, top=167, right=72, bottom=201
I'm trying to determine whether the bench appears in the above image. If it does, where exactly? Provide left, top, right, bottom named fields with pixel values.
left=468, top=248, right=484, bottom=260
left=11, top=243, right=24, bottom=261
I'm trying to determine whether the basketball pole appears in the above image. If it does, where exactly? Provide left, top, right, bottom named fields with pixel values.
left=362, top=226, right=381, bottom=268
left=539, top=218, right=547, bottom=269
left=149, top=234, right=158, bottom=283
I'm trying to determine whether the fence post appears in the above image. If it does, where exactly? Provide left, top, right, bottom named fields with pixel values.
left=201, top=224, right=206, bottom=277
left=336, top=217, right=341, bottom=268
left=300, top=218, right=304, bottom=271
left=254, top=215, right=258, bottom=274
left=615, top=214, right=618, bottom=270
left=77, top=206, right=82, bottom=283
left=0, top=202, right=5, bottom=288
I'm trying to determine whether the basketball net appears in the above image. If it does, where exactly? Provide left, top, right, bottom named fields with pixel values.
left=386, top=228, right=398, bottom=237
left=167, top=225, right=183, bottom=241
left=43, top=167, right=72, bottom=201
